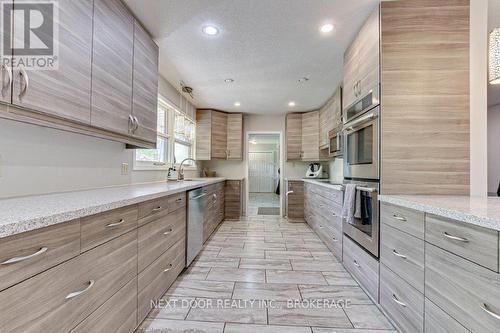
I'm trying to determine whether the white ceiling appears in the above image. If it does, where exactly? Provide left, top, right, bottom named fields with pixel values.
left=489, top=0, right=500, bottom=107
left=124, top=0, right=380, bottom=114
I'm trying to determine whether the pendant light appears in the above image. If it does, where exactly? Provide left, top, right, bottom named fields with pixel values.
left=490, top=28, right=500, bottom=85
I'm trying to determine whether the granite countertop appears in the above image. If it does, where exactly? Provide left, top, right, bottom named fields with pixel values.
left=0, top=178, right=227, bottom=239
left=288, top=178, right=344, bottom=191
left=379, top=195, right=500, bottom=232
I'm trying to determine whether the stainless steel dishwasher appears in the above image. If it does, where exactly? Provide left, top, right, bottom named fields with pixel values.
left=186, top=187, right=207, bottom=266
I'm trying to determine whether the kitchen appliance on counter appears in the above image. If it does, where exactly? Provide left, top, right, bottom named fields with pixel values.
left=343, top=106, right=380, bottom=180
left=329, top=124, right=343, bottom=158
left=186, top=187, right=207, bottom=266
left=305, top=163, right=323, bottom=178
left=342, top=179, right=380, bottom=257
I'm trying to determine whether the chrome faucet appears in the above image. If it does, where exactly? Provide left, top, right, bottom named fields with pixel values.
left=178, top=158, right=197, bottom=181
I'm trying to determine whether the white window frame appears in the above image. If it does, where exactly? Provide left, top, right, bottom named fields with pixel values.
left=173, top=110, right=196, bottom=168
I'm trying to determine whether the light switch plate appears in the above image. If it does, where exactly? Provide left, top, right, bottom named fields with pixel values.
left=121, top=163, right=129, bottom=175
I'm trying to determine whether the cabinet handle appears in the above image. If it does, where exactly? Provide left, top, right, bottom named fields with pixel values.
left=1, top=247, right=48, bottom=265
left=353, top=259, right=360, bottom=268
left=128, top=115, right=135, bottom=132
left=286, top=191, right=294, bottom=197
left=18, top=68, right=29, bottom=100
left=163, top=264, right=173, bottom=272
left=443, top=232, right=468, bottom=243
left=392, top=249, right=407, bottom=259
left=133, top=116, right=139, bottom=131
left=106, top=219, right=125, bottom=228
left=332, top=236, right=338, bottom=242
left=66, top=280, right=95, bottom=300
left=1, top=64, right=11, bottom=94
left=392, top=214, right=407, bottom=222
left=163, top=228, right=173, bottom=235
left=176, top=198, right=183, bottom=203
left=392, top=294, right=407, bottom=307
left=481, top=303, right=500, bottom=321
left=152, top=206, right=162, bottom=212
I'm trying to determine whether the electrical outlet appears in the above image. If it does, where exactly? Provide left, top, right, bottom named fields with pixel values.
left=121, top=163, right=129, bottom=175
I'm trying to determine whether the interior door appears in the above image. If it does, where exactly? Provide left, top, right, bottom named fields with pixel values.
left=12, top=0, right=93, bottom=124
left=249, top=152, right=275, bottom=193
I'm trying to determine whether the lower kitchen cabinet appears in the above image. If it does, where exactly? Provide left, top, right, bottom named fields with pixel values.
left=203, top=182, right=225, bottom=242
left=225, top=179, right=244, bottom=220
left=286, top=180, right=304, bottom=220
left=424, top=298, right=470, bottom=333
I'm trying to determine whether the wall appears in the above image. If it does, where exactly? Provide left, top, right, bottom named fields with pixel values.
left=0, top=76, right=197, bottom=199
left=488, top=104, right=500, bottom=195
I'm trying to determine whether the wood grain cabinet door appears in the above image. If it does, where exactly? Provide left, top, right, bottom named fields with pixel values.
left=301, top=111, right=320, bottom=160
left=356, top=6, right=380, bottom=99
left=132, top=21, right=159, bottom=144
left=343, top=38, right=359, bottom=109
left=90, top=0, right=134, bottom=135
left=286, top=113, right=302, bottom=161
left=12, top=0, right=93, bottom=124
left=196, top=109, right=212, bottom=160
left=211, top=110, right=228, bottom=159
left=227, top=113, right=243, bottom=160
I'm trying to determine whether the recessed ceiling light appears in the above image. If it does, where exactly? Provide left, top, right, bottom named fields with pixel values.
left=234, top=102, right=241, bottom=107
left=320, top=23, right=334, bottom=33
left=288, top=101, right=296, bottom=107
left=202, top=25, right=219, bottom=36
left=224, top=78, right=234, bottom=83
left=298, top=77, right=309, bottom=83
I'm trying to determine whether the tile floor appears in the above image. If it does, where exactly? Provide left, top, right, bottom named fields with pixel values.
left=248, top=192, right=280, bottom=216
left=136, top=215, right=396, bottom=333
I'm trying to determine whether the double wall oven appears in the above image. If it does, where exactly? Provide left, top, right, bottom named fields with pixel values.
left=342, top=85, right=380, bottom=258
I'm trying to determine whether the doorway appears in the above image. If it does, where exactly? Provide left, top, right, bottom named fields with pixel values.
left=247, top=133, right=281, bottom=216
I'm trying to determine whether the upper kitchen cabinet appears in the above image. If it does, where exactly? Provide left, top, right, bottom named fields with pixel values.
left=286, top=111, right=326, bottom=161
left=12, top=0, right=93, bottom=124
left=286, top=113, right=302, bottom=161
left=343, top=6, right=380, bottom=116
left=196, top=109, right=243, bottom=161
left=132, top=21, right=159, bottom=144
left=319, top=87, right=342, bottom=148
left=301, top=111, right=320, bottom=160
left=91, top=0, right=134, bottom=136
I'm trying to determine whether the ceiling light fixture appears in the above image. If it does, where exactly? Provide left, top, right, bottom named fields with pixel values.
left=298, top=77, right=309, bottom=83
left=489, top=27, right=500, bottom=84
left=224, top=78, right=234, bottom=83
left=288, top=101, right=296, bottom=107
left=320, top=23, right=334, bottom=33
left=234, top=102, right=241, bottom=107
left=202, top=25, right=219, bottom=36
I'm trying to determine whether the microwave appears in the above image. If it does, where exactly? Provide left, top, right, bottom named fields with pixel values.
left=328, top=125, right=343, bottom=157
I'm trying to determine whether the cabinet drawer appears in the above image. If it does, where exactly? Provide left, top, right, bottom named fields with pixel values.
left=0, top=220, right=80, bottom=291
left=380, top=203, right=424, bottom=239
left=425, top=243, right=500, bottom=333
left=138, top=208, right=186, bottom=272
left=138, top=196, right=170, bottom=224
left=380, top=224, right=424, bottom=293
left=380, top=264, right=424, bottom=333
left=342, top=235, right=379, bottom=301
left=308, top=184, right=343, bottom=205
left=424, top=298, right=470, bottom=333
left=138, top=238, right=185, bottom=322
left=168, top=192, right=186, bottom=213
left=426, top=214, right=498, bottom=271
left=316, top=221, right=342, bottom=260
left=71, top=277, right=137, bottom=333
left=81, top=205, right=138, bottom=252
left=0, top=230, right=137, bottom=333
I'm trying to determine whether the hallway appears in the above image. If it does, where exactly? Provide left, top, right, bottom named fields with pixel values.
left=248, top=193, right=280, bottom=216
left=137, top=216, right=395, bottom=333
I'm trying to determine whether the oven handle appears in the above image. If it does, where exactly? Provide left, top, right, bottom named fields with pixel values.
left=343, top=112, right=377, bottom=134
left=338, top=185, right=377, bottom=193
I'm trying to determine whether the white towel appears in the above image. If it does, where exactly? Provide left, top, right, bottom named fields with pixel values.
left=354, top=189, right=362, bottom=219
left=342, top=184, right=357, bottom=224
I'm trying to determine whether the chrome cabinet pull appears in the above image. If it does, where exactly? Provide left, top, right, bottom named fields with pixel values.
left=392, top=249, right=407, bottom=259
left=106, top=219, right=125, bottom=228
left=128, top=115, right=134, bottom=132
left=152, top=206, right=162, bottom=212
left=392, top=214, right=407, bottom=222
left=176, top=198, right=183, bottom=203
left=66, top=280, right=95, bottom=300
left=163, top=264, right=173, bottom=272
left=353, top=259, right=360, bottom=268
left=18, top=68, right=29, bottom=100
left=286, top=191, right=294, bottom=197
left=213, top=193, right=217, bottom=199
left=481, top=303, right=500, bottom=321
left=163, top=228, right=173, bottom=235
left=133, top=116, right=139, bottom=131
left=392, top=294, right=407, bottom=307
left=1, top=64, right=11, bottom=94
left=332, top=236, right=338, bottom=242
left=443, top=232, right=468, bottom=243
left=1, top=247, right=48, bottom=265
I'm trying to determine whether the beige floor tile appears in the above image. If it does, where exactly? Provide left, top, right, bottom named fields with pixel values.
left=196, top=249, right=221, bottom=260
left=206, top=267, right=266, bottom=283
left=232, top=282, right=301, bottom=301
left=179, top=266, right=211, bottom=280
left=186, top=298, right=267, bottom=324
left=165, top=279, right=234, bottom=299
left=244, top=241, right=286, bottom=250
left=266, top=270, right=328, bottom=285
left=225, top=323, right=312, bottom=333
left=239, top=258, right=292, bottom=270
left=298, top=285, right=372, bottom=304
left=344, top=305, right=395, bottom=329
left=137, top=319, right=224, bottom=333
left=291, top=260, right=344, bottom=272
left=265, top=250, right=313, bottom=260
left=322, top=271, right=358, bottom=286
left=268, top=302, right=352, bottom=328
left=218, top=248, right=265, bottom=259
left=191, top=258, right=240, bottom=268
left=310, top=251, right=336, bottom=259
left=312, top=329, right=396, bottom=333
left=147, top=296, right=195, bottom=320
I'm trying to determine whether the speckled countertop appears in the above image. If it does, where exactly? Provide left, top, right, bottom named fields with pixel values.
left=286, top=178, right=344, bottom=192
left=0, top=178, right=227, bottom=239
left=379, top=195, right=500, bottom=232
